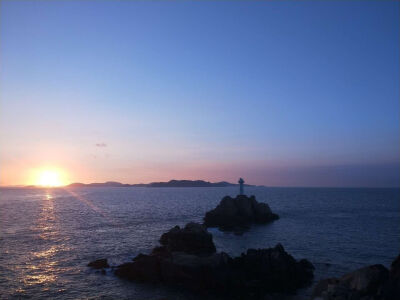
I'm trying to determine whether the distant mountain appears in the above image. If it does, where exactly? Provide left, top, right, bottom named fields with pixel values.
left=67, top=181, right=141, bottom=188
left=66, top=180, right=252, bottom=188
left=148, top=180, right=235, bottom=187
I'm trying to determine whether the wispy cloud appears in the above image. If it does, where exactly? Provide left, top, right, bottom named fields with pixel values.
left=95, top=143, right=107, bottom=147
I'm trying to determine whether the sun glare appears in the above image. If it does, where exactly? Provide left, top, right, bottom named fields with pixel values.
left=36, top=170, right=64, bottom=187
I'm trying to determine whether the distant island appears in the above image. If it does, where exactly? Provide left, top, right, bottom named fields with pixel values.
left=66, top=180, right=256, bottom=188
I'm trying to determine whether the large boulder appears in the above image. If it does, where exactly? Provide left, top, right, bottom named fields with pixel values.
left=204, top=195, right=279, bottom=230
left=159, top=222, right=216, bottom=256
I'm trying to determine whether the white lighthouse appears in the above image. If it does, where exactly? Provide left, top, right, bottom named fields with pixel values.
left=238, top=178, right=244, bottom=195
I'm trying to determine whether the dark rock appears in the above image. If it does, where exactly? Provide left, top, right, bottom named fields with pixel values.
left=159, top=252, right=232, bottom=291
left=311, top=278, right=340, bottom=299
left=204, top=195, right=279, bottom=230
left=150, top=246, right=172, bottom=258
left=87, top=258, right=109, bottom=269
left=115, top=255, right=161, bottom=283
left=381, top=253, right=400, bottom=300
left=230, top=244, right=315, bottom=293
left=115, top=240, right=313, bottom=297
left=340, top=264, right=389, bottom=295
left=159, top=222, right=216, bottom=256
left=311, top=264, right=390, bottom=300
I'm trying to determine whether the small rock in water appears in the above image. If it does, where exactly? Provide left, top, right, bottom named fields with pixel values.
left=87, top=258, right=109, bottom=269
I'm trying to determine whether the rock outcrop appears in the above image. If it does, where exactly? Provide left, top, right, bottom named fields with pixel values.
left=311, top=253, right=400, bottom=300
left=204, top=195, right=279, bottom=230
left=115, top=223, right=314, bottom=298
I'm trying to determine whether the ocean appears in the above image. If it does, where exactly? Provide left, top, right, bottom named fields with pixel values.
left=0, top=187, right=399, bottom=299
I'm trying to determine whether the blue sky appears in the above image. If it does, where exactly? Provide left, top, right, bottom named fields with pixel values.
left=0, top=1, right=399, bottom=186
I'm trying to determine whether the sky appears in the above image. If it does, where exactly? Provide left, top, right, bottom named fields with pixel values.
left=0, top=1, right=399, bottom=187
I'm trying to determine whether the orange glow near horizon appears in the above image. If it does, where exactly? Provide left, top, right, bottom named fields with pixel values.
left=32, top=168, right=68, bottom=187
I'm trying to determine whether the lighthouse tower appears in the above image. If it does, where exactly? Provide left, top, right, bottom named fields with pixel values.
left=238, top=178, right=244, bottom=195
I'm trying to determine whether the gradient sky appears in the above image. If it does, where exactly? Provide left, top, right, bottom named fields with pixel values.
left=1, top=1, right=399, bottom=187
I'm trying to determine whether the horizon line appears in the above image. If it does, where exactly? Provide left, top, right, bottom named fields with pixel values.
left=1, top=182, right=399, bottom=189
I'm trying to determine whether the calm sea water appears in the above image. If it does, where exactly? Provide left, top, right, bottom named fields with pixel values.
left=0, top=187, right=399, bottom=299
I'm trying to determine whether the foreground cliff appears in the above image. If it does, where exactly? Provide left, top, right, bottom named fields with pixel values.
left=113, top=222, right=313, bottom=298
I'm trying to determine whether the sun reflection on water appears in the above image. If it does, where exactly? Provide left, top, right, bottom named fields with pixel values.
left=22, top=190, right=60, bottom=287
left=33, top=246, right=58, bottom=259
left=23, top=271, right=57, bottom=286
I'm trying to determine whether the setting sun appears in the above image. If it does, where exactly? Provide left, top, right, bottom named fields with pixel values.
left=36, top=170, right=65, bottom=187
